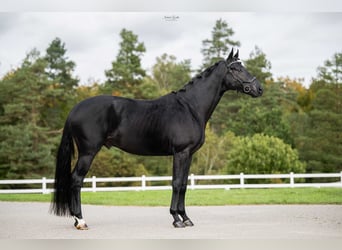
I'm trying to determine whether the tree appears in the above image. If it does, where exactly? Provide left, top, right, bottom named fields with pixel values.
left=240, top=81, right=297, bottom=145
left=293, top=89, right=341, bottom=173
left=280, top=76, right=312, bottom=112
left=45, top=37, right=79, bottom=90
left=316, top=52, right=342, bottom=85
left=290, top=52, right=342, bottom=173
left=226, top=134, right=305, bottom=178
left=244, top=46, right=272, bottom=83
left=201, top=19, right=240, bottom=69
left=192, top=124, right=235, bottom=175
left=0, top=50, right=55, bottom=179
left=151, top=53, right=192, bottom=95
left=104, top=29, right=146, bottom=98
left=215, top=80, right=297, bottom=145
left=88, top=149, right=148, bottom=182
left=42, top=37, right=79, bottom=129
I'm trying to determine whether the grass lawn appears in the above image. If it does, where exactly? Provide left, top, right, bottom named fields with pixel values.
left=0, top=188, right=341, bottom=206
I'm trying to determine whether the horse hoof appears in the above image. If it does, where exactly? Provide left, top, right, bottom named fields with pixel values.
left=183, top=219, right=194, bottom=227
left=74, top=217, right=89, bottom=230
left=173, top=221, right=185, bottom=228
left=75, top=223, right=89, bottom=230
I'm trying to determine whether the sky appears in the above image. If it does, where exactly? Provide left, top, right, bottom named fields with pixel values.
left=0, top=12, right=341, bottom=87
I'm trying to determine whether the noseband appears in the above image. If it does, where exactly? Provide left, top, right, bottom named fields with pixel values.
left=226, top=61, right=256, bottom=93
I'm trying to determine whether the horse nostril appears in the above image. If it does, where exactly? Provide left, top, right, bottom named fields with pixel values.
left=258, top=87, right=263, bottom=94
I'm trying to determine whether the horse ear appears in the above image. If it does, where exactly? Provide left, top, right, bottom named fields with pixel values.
left=227, top=48, right=234, bottom=60
left=234, top=49, right=239, bottom=59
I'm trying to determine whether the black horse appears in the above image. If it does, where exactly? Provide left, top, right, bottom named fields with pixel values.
left=51, top=49, right=263, bottom=229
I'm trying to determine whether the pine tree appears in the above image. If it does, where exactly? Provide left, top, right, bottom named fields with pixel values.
left=316, top=52, right=342, bottom=84
left=45, top=38, right=78, bottom=90
left=200, top=19, right=240, bottom=69
left=104, top=29, right=146, bottom=98
left=42, top=37, right=79, bottom=129
left=244, top=46, right=272, bottom=83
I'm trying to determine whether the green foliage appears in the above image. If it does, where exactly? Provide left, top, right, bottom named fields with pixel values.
left=0, top=50, right=56, bottom=179
left=138, top=77, right=160, bottom=99
left=316, top=52, right=342, bottom=84
left=226, top=134, right=305, bottom=175
left=151, top=53, right=192, bottom=94
left=289, top=54, right=342, bottom=174
left=104, top=28, right=146, bottom=98
left=88, top=149, right=148, bottom=179
left=244, top=46, right=272, bottom=83
left=42, top=37, right=79, bottom=129
left=211, top=82, right=295, bottom=146
left=45, top=38, right=79, bottom=90
left=192, top=124, right=235, bottom=175
left=292, top=86, right=341, bottom=173
left=0, top=124, right=54, bottom=179
left=201, top=18, right=240, bottom=69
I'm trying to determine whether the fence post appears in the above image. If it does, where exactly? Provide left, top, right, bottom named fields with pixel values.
left=190, top=174, right=195, bottom=190
left=240, top=173, right=244, bottom=188
left=290, top=172, right=294, bottom=188
left=142, top=175, right=146, bottom=191
left=92, top=176, right=96, bottom=192
left=42, top=177, right=47, bottom=194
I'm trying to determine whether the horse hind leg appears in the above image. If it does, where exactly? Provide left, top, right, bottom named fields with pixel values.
left=70, top=151, right=99, bottom=230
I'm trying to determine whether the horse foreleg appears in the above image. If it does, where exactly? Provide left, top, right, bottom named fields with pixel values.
left=177, top=154, right=194, bottom=227
left=170, top=151, right=193, bottom=228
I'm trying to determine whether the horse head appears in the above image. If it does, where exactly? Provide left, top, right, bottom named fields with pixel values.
left=224, top=49, right=263, bottom=97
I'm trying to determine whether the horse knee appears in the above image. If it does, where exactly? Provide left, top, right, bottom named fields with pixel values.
left=180, top=184, right=187, bottom=194
left=172, top=179, right=182, bottom=191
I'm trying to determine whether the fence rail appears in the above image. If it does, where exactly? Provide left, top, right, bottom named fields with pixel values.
left=0, top=172, right=341, bottom=194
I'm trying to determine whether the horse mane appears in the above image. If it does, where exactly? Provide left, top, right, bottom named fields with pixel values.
left=173, top=60, right=224, bottom=93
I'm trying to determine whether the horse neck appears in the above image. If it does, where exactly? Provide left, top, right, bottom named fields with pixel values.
left=179, top=62, right=227, bottom=124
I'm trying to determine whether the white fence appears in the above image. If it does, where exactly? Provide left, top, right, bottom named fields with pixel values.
left=0, top=172, right=341, bottom=194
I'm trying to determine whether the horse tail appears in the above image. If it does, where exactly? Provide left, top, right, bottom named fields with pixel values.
left=51, top=119, right=74, bottom=216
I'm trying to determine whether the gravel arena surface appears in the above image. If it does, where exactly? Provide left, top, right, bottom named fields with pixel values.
left=0, top=202, right=341, bottom=239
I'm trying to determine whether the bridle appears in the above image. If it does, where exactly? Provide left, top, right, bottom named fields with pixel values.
left=226, top=60, right=256, bottom=93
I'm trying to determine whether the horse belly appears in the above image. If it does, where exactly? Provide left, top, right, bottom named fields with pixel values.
left=104, top=128, right=172, bottom=156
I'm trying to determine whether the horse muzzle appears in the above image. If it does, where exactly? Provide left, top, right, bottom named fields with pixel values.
left=242, top=83, right=263, bottom=97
